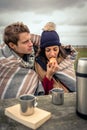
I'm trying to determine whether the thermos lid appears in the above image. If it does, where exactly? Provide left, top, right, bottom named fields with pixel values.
left=76, top=57, right=87, bottom=74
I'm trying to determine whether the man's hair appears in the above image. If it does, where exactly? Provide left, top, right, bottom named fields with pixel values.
left=3, top=22, right=30, bottom=45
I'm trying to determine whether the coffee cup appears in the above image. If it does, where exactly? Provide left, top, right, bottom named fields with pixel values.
left=18, top=94, right=37, bottom=116
left=50, top=88, right=64, bottom=105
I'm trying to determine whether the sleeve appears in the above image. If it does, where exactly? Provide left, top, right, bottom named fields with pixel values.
left=42, top=76, right=54, bottom=95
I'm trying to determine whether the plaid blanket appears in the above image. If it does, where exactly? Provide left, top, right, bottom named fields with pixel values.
left=54, top=58, right=76, bottom=92
left=0, top=33, right=77, bottom=98
left=0, top=44, right=44, bottom=99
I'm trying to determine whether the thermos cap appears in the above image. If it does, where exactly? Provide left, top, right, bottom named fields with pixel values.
left=76, top=58, right=87, bottom=74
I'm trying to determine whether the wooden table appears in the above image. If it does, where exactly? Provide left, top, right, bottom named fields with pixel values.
left=0, top=93, right=87, bottom=130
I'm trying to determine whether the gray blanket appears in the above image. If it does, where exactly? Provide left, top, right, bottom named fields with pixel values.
left=54, top=71, right=76, bottom=92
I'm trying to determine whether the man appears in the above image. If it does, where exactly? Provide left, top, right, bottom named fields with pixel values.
left=0, top=22, right=44, bottom=99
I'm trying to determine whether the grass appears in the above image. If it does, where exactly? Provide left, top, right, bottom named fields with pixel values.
left=75, top=48, right=87, bottom=59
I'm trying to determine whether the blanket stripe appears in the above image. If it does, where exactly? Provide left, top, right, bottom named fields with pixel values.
left=31, top=34, right=40, bottom=46
left=0, top=56, right=39, bottom=99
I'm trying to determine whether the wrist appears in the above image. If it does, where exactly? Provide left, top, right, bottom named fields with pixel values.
left=46, top=74, right=52, bottom=80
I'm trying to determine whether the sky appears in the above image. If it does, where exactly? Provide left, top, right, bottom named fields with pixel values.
left=0, top=0, right=87, bottom=45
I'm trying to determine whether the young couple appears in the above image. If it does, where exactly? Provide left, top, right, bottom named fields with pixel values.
left=0, top=22, right=77, bottom=99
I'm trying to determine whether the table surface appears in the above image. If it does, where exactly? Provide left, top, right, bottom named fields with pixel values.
left=0, top=93, right=87, bottom=130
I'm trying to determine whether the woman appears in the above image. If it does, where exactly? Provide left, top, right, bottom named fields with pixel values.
left=35, top=22, right=77, bottom=95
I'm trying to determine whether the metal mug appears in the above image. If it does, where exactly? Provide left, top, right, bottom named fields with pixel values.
left=50, top=88, right=64, bottom=105
left=18, top=94, right=37, bottom=116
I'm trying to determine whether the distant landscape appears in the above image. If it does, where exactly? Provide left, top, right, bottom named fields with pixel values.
left=74, top=47, right=87, bottom=69
left=75, top=47, right=87, bottom=59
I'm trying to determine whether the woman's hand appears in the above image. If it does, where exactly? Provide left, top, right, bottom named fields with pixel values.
left=46, top=60, right=59, bottom=80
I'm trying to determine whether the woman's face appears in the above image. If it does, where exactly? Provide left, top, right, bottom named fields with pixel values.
left=45, top=45, right=59, bottom=60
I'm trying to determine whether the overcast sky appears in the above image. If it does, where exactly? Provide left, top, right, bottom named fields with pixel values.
left=0, top=0, right=87, bottom=45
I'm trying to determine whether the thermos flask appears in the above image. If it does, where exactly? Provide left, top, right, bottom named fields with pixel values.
left=76, top=57, right=87, bottom=119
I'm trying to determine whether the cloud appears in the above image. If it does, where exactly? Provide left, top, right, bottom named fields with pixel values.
left=0, top=0, right=87, bottom=35
left=0, top=0, right=87, bottom=13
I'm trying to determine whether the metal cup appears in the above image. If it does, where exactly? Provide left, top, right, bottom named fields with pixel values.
left=50, top=88, right=64, bottom=105
left=18, top=94, right=36, bottom=116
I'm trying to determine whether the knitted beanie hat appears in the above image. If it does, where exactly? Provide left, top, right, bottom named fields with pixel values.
left=40, top=22, right=61, bottom=48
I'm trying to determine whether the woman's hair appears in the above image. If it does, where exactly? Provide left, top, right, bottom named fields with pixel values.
left=36, top=46, right=67, bottom=64
left=3, top=22, right=30, bottom=45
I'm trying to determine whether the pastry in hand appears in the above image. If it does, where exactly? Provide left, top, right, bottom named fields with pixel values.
left=49, top=57, right=56, bottom=63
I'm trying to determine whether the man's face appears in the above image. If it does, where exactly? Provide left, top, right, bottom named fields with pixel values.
left=12, top=32, right=33, bottom=57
